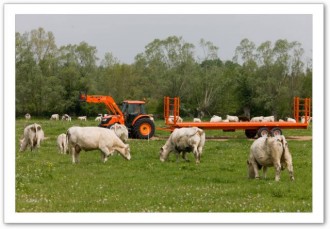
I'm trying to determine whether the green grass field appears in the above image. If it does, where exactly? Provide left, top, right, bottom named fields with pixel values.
left=15, top=118, right=312, bottom=212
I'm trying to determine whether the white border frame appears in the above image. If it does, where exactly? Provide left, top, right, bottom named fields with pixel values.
left=4, top=3, right=324, bottom=224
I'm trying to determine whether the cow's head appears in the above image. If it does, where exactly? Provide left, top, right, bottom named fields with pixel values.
left=123, top=144, right=131, bottom=160
left=159, top=146, right=169, bottom=162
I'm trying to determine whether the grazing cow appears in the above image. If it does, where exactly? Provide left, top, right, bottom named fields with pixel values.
left=226, top=115, right=239, bottom=122
left=95, top=116, right=102, bottom=121
left=287, top=117, right=296, bottom=123
left=62, top=114, right=71, bottom=122
left=25, top=113, right=31, bottom=120
left=159, top=127, right=205, bottom=164
left=109, top=123, right=129, bottom=143
left=262, top=116, right=275, bottom=122
left=247, top=135, right=294, bottom=181
left=57, top=133, right=68, bottom=154
left=193, top=118, right=202, bottom=122
left=250, top=116, right=263, bottom=122
left=167, top=115, right=183, bottom=124
left=78, top=116, right=87, bottom=121
left=66, top=126, right=131, bottom=163
left=50, top=114, right=60, bottom=120
left=210, top=115, right=222, bottom=122
left=19, top=123, right=45, bottom=152
left=149, top=114, right=155, bottom=122
left=301, top=116, right=312, bottom=124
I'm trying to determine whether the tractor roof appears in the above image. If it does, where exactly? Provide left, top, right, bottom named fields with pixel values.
left=123, top=100, right=146, bottom=104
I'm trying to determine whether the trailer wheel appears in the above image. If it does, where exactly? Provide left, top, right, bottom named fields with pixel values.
left=245, top=129, right=257, bottom=138
left=257, top=127, right=270, bottom=138
left=271, top=127, right=282, bottom=136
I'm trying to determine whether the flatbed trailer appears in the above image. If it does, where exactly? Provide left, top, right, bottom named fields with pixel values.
left=163, top=96, right=312, bottom=138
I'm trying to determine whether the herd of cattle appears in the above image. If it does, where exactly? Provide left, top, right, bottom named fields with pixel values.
left=170, top=114, right=311, bottom=124
left=18, top=114, right=295, bottom=181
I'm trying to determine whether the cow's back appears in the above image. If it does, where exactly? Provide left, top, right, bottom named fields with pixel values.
left=67, top=126, right=124, bottom=151
left=250, top=137, right=273, bottom=166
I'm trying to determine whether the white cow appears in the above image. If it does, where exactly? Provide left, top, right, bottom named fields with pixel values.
left=167, top=115, right=183, bottom=124
left=159, top=127, right=206, bottom=164
left=57, top=133, right=68, bottom=154
left=287, top=117, right=296, bottom=123
left=109, top=123, right=129, bottom=143
left=226, top=115, right=239, bottom=122
left=62, top=114, right=71, bottom=122
left=66, top=126, right=131, bottom=163
left=19, top=123, right=45, bottom=152
left=262, top=116, right=275, bottom=122
left=193, top=118, right=202, bottom=122
left=78, top=116, right=87, bottom=121
left=250, top=116, right=263, bottom=122
left=50, top=114, right=60, bottom=120
left=210, top=115, right=222, bottom=122
left=301, top=116, right=312, bottom=124
left=25, top=113, right=31, bottom=120
left=247, top=135, right=294, bottom=181
left=95, top=116, right=102, bottom=121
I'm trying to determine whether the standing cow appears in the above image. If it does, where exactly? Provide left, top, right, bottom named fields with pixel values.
left=109, top=123, right=129, bottom=143
left=66, top=126, right=131, bottom=163
left=247, top=135, right=294, bottom=181
left=57, top=133, right=68, bottom=154
left=25, top=113, right=31, bottom=120
left=19, top=123, right=45, bottom=152
left=159, top=127, right=205, bottom=164
left=50, top=114, right=60, bottom=120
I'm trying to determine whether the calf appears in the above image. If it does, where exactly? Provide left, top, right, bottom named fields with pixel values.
left=159, top=127, right=205, bottom=164
left=66, top=126, right=131, bottom=163
left=19, top=123, right=45, bottom=152
left=247, top=135, right=294, bottom=181
left=57, top=133, right=68, bottom=154
left=109, top=123, right=129, bottom=143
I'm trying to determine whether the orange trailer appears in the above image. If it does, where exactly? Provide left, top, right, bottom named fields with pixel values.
left=163, top=96, right=312, bottom=138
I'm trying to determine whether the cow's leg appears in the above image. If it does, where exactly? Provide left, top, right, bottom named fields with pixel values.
left=284, top=154, right=294, bottom=181
left=273, top=160, right=281, bottom=181
left=99, top=146, right=114, bottom=162
left=175, top=152, right=180, bottom=162
left=182, top=152, right=190, bottom=162
left=262, top=166, right=268, bottom=179
left=192, top=146, right=200, bottom=164
left=72, top=145, right=81, bottom=164
left=252, top=162, right=260, bottom=179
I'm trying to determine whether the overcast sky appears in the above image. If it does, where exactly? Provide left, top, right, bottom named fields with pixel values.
left=15, top=14, right=312, bottom=64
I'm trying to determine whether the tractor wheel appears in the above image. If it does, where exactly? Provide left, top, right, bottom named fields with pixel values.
left=245, top=129, right=257, bottom=139
left=133, top=118, right=155, bottom=139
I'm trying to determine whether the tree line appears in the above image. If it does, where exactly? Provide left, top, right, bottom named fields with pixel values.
left=16, top=27, right=312, bottom=120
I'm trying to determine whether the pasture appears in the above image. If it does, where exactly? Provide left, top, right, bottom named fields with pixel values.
left=15, top=118, right=312, bottom=212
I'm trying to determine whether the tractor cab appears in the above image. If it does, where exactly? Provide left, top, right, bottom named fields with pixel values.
left=121, top=100, right=147, bottom=126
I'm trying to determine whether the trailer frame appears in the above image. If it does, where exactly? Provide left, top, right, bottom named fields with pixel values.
left=163, top=96, right=312, bottom=138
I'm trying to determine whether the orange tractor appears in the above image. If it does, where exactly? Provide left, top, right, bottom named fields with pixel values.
left=79, top=92, right=155, bottom=139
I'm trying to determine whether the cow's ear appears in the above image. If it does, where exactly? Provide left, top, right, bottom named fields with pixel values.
left=160, top=147, right=164, bottom=152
